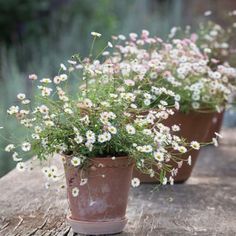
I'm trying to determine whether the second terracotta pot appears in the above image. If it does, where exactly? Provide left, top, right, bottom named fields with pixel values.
left=64, top=155, right=134, bottom=235
left=133, top=110, right=215, bottom=183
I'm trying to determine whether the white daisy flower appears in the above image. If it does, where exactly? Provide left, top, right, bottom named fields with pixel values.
left=74, top=135, right=83, bottom=144
left=67, top=60, right=77, bottom=65
left=130, top=103, right=137, bottom=109
left=64, top=108, right=73, bottom=114
left=72, top=187, right=79, bottom=197
left=169, top=176, right=174, bottom=185
left=131, top=178, right=140, bottom=187
left=142, top=129, right=152, bottom=135
left=107, top=41, right=113, bottom=48
left=144, top=99, right=151, bottom=106
left=126, top=124, right=136, bottom=134
left=118, top=34, right=126, bottom=40
left=53, top=76, right=61, bottom=84
left=86, top=130, right=96, bottom=143
left=98, top=134, right=106, bottom=143
left=40, top=78, right=52, bottom=83
left=32, top=133, right=40, bottom=140
left=12, top=152, right=22, bottom=162
left=143, top=145, right=153, bottom=153
left=108, top=112, right=116, bottom=119
left=39, top=105, right=49, bottom=114
left=50, top=165, right=58, bottom=173
left=204, top=10, right=212, bottom=16
left=41, top=87, right=53, bottom=97
left=83, top=99, right=93, bottom=108
left=154, top=151, right=164, bottom=162
left=91, top=32, right=102, bottom=37
left=16, top=162, right=26, bottom=172
left=192, top=102, right=200, bottom=109
left=178, top=146, right=187, bottom=153
left=60, top=74, right=68, bottom=81
left=162, top=177, right=167, bottom=185
left=71, top=156, right=81, bottom=167
left=108, top=126, right=117, bottom=134
left=28, top=74, right=37, bottom=80
left=212, top=138, right=218, bottom=147
left=60, top=63, right=67, bottom=71
left=80, top=178, right=88, bottom=186
left=7, top=105, right=19, bottom=115
left=42, top=167, right=50, bottom=176
left=17, top=93, right=26, bottom=100
left=104, top=132, right=111, bottom=141
left=172, top=125, right=180, bottom=132
left=190, top=141, right=200, bottom=150
left=44, top=120, right=54, bottom=127
left=124, top=79, right=135, bottom=86
left=35, top=126, right=42, bottom=133
left=5, top=144, right=15, bottom=152
left=21, top=142, right=31, bottom=152
left=85, top=141, right=93, bottom=151
left=22, top=99, right=31, bottom=104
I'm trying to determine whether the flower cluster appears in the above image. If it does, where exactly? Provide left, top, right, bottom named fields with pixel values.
left=105, top=30, right=236, bottom=112
left=4, top=29, right=226, bottom=193
left=3, top=33, right=208, bottom=191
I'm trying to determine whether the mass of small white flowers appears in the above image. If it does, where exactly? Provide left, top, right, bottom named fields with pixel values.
left=110, top=30, right=236, bottom=112
left=3, top=30, right=224, bottom=193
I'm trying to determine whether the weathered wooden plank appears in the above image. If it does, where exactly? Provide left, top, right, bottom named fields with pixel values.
left=0, top=136, right=236, bottom=235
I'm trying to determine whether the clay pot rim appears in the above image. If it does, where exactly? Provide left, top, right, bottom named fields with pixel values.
left=91, top=155, right=129, bottom=160
left=63, top=154, right=135, bottom=168
left=130, top=107, right=220, bottom=116
left=63, top=154, right=129, bottom=160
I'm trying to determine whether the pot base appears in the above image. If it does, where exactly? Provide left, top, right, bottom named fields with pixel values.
left=67, top=215, right=127, bottom=235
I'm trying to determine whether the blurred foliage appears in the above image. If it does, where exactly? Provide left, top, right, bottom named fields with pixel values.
left=0, top=0, right=52, bottom=43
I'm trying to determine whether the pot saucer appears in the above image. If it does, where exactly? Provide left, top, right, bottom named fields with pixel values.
left=67, top=215, right=127, bottom=235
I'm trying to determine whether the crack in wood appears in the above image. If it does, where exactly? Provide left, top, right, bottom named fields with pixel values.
left=26, top=218, right=48, bottom=236
left=0, top=222, right=10, bottom=231
left=13, top=216, right=24, bottom=232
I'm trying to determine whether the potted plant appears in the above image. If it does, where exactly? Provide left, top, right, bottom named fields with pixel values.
left=2, top=33, right=197, bottom=234
left=171, top=14, right=236, bottom=144
left=107, top=31, right=235, bottom=182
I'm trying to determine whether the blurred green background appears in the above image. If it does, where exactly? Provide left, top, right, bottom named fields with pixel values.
left=0, top=0, right=236, bottom=177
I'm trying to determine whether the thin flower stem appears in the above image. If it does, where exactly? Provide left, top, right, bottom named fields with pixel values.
left=89, top=36, right=97, bottom=58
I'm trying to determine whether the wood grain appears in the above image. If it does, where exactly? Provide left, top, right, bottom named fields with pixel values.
left=0, top=131, right=236, bottom=235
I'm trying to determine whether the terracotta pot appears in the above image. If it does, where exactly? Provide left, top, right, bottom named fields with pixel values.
left=205, top=111, right=224, bottom=142
left=64, top=155, right=134, bottom=235
left=133, top=110, right=215, bottom=183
